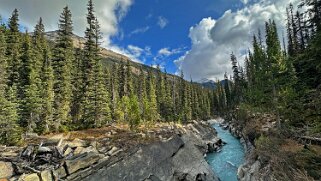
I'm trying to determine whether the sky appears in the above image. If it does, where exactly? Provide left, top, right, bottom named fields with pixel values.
left=0, top=0, right=300, bottom=81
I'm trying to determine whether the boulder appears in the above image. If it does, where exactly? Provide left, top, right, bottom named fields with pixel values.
left=0, top=162, right=14, bottom=178
left=21, top=146, right=35, bottom=158
left=38, top=146, right=52, bottom=153
left=73, top=147, right=84, bottom=155
left=40, top=170, right=53, bottom=181
left=106, top=146, right=119, bottom=156
left=67, top=138, right=87, bottom=148
left=53, top=166, right=67, bottom=179
left=63, top=147, right=73, bottom=156
left=20, top=173, right=40, bottom=181
left=65, top=152, right=101, bottom=174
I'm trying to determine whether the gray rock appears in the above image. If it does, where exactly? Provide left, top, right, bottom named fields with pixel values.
left=65, top=152, right=101, bottom=174
left=75, top=133, right=219, bottom=181
left=40, top=170, right=53, bottom=181
left=0, top=161, right=14, bottom=178
left=66, top=138, right=87, bottom=148
left=19, top=173, right=40, bottom=181
left=38, top=146, right=52, bottom=153
left=106, top=146, right=118, bottom=156
left=64, top=147, right=73, bottom=156
left=53, top=166, right=67, bottom=179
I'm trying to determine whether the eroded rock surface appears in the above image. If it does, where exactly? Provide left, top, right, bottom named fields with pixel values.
left=0, top=121, right=220, bottom=181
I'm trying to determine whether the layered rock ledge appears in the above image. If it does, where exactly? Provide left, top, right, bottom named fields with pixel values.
left=0, top=121, right=222, bottom=181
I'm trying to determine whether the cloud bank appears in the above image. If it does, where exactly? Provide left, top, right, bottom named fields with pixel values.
left=175, top=0, right=300, bottom=81
left=0, top=0, right=141, bottom=60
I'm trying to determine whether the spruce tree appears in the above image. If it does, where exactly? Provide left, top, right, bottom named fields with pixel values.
left=20, top=33, right=42, bottom=132
left=82, top=0, right=111, bottom=127
left=128, top=95, right=140, bottom=130
left=146, top=71, right=159, bottom=122
left=110, top=63, right=119, bottom=119
left=32, top=18, right=54, bottom=134
left=118, top=61, right=127, bottom=97
left=53, top=6, right=74, bottom=131
left=224, top=73, right=231, bottom=109
left=6, top=9, right=22, bottom=89
left=0, top=26, right=21, bottom=145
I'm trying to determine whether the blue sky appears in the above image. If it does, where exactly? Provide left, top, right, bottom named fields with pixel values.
left=0, top=0, right=300, bottom=80
left=113, top=0, right=246, bottom=74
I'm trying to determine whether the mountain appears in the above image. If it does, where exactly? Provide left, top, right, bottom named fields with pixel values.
left=44, top=31, right=176, bottom=80
left=197, top=78, right=228, bottom=89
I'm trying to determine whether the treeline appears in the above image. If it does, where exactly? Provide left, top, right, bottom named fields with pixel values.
left=0, top=0, right=215, bottom=145
left=216, top=0, right=321, bottom=132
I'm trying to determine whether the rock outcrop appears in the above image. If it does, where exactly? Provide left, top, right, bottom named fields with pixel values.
left=0, top=121, right=220, bottom=181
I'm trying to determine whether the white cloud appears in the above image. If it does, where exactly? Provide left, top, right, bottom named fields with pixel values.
left=175, top=0, right=300, bottom=81
left=241, top=0, right=249, bottom=5
left=129, top=26, right=150, bottom=36
left=109, top=45, right=151, bottom=63
left=157, top=16, right=168, bottom=29
left=158, top=48, right=172, bottom=56
left=0, top=0, right=143, bottom=61
left=158, top=47, right=182, bottom=56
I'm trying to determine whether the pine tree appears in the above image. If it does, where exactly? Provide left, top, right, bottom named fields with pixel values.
left=20, top=33, right=42, bottom=132
left=163, top=70, right=174, bottom=121
left=128, top=95, right=140, bottom=130
left=32, top=18, right=54, bottom=134
left=110, top=63, right=119, bottom=119
left=224, top=73, right=232, bottom=109
left=138, top=67, right=147, bottom=121
left=145, top=71, right=159, bottom=122
left=53, top=6, right=74, bottom=131
left=126, top=61, right=133, bottom=96
left=0, top=26, right=21, bottom=145
left=182, top=81, right=192, bottom=122
left=6, top=9, right=22, bottom=89
left=82, top=0, right=111, bottom=128
left=118, top=61, right=127, bottom=97
left=0, top=87, right=21, bottom=145
left=71, top=47, right=84, bottom=125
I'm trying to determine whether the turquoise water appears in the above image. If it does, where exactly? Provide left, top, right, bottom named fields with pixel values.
left=206, top=124, right=245, bottom=181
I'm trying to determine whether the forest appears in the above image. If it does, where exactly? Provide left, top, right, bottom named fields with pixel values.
left=219, top=0, right=321, bottom=134
left=215, top=0, right=321, bottom=179
left=0, top=0, right=216, bottom=145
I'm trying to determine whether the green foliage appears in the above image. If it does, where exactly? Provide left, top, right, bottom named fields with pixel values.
left=128, top=95, right=141, bottom=130
left=0, top=0, right=216, bottom=145
left=53, top=6, right=74, bottom=131
left=0, top=87, right=21, bottom=145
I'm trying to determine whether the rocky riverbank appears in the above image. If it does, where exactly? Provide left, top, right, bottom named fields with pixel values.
left=222, top=112, right=282, bottom=181
left=0, top=121, right=223, bottom=181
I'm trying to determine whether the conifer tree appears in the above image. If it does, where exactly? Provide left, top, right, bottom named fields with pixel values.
left=138, top=67, right=147, bottom=121
left=145, top=71, right=159, bottom=122
left=6, top=9, right=22, bottom=89
left=182, top=81, right=192, bottom=122
left=82, top=0, right=111, bottom=127
left=20, top=33, right=42, bottom=132
left=53, top=6, right=74, bottom=131
left=118, top=61, right=127, bottom=97
left=0, top=26, right=21, bottom=145
left=128, top=94, right=140, bottom=130
left=31, top=18, right=54, bottom=133
left=110, top=63, right=119, bottom=119
left=163, top=70, right=174, bottom=121
left=224, top=73, right=231, bottom=109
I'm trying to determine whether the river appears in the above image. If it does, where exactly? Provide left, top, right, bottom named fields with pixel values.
left=206, top=123, right=245, bottom=181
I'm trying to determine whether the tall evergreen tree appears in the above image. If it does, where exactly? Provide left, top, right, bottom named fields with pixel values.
left=6, top=9, right=22, bottom=89
left=145, top=71, right=159, bottom=122
left=0, top=26, right=21, bottom=145
left=53, top=6, right=74, bottom=131
left=20, top=33, right=42, bottom=132
left=82, top=0, right=111, bottom=128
